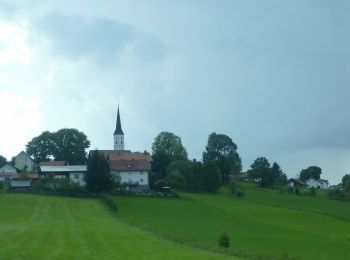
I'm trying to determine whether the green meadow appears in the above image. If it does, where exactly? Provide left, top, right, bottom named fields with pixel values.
left=116, top=188, right=350, bottom=259
left=0, top=193, right=233, bottom=260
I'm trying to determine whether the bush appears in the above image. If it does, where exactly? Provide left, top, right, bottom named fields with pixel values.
left=308, top=187, right=317, bottom=196
left=328, top=189, right=346, bottom=200
left=294, top=187, right=300, bottom=195
left=99, top=193, right=117, bottom=212
left=219, top=232, right=230, bottom=248
left=230, top=182, right=245, bottom=197
left=287, top=187, right=293, bottom=193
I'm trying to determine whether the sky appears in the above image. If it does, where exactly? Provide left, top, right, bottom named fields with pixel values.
left=0, top=0, right=349, bottom=184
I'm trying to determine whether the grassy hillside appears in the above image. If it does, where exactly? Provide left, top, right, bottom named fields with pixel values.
left=0, top=193, right=234, bottom=260
left=116, top=190, right=350, bottom=259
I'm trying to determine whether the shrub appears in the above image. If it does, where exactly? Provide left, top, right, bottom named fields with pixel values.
left=287, top=187, right=293, bottom=193
left=294, top=187, right=300, bottom=195
left=230, top=182, right=245, bottom=197
left=99, top=193, right=117, bottom=212
left=0, top=181, right=4, bottom=191
left=328, top=189, right=346, bottom=200
left=308, top=187, right=316, bottom=196
left=219, top=232, right=230, bottom=248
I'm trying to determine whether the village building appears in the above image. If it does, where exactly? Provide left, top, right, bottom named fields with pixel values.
left=0, top=164, right=18, bottom=174
left=96, top=106, right=151, bottom=190
left=14, top=151, right=35, bottom=172
left=39, top=164, right=87, bottom=186
left=306, top=178, right=329, bottom=189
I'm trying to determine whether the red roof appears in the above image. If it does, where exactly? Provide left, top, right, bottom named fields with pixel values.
left=11, top=173, right=39, bottom=179
left=39, top=161, right=66, bottom=166
left=95, top=150, right=152, bottom=171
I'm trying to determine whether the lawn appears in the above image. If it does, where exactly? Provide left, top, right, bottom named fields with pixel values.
left=115, top=191, right=350, bottom=259
left=0, top=193, right=234, bottom=260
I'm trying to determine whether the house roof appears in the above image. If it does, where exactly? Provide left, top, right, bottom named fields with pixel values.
left=114, top=106, right=124, bottom=135
left=39, top=161, right=66, bottom=166
left=109, top=160, right=151, bottom=171
left=12, top=173, right=39, bottom=179
left=40, top=165, right=87, bottom=172
left=0, top=164, right=18, bottom=172
left=97, top=150, right=151, bottom=161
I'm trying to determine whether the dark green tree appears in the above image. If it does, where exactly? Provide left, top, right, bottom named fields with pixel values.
left=342, top=174, right=350, bottom=194
left=53, top=128, right=90, bottom=164
left=203, top=132, right=241, bottom=183
left=85, top=150, right=114, bottom=195
left=26, top=131, right=55, bottom=163
left=0, top=155, right=7, bottom=168
left=300, top=166, right=322, bottom=181
left=165, top=171, right=187, bottom=190
left=202, top=161, right=221, bottom=192
left=26, top=128, right=90, bottom=164
left=248, top=157, right=273, bottom=187
left=152, top=131, right=188, bottom=177
left=188, top=160, right=205, bottom=192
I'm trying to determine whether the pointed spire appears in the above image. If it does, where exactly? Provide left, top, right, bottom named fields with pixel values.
left=114, top=105, right=124, bottom=135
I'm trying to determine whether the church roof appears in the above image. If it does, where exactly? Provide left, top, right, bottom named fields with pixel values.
left=114, top=106, right=124, bottom=135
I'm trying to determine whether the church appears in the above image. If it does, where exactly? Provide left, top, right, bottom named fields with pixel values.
left=98, top=106, right=151, bottom=190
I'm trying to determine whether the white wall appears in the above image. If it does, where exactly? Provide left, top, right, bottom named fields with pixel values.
left=113, top=170, right=149, bottom=186
left=15, top=153, right=34, bottom=172
left=306, top=178, right=328, bottom=189
left=69, top=172, right=85, bottom=186
left=114, top=134, right=124, bottom=150
left=0, top=164, right=17, bottom=174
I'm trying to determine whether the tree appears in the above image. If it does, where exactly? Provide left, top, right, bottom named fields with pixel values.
left=152, top=132, right=188, bottom=177
left=26, top=131, right=55, bottom=163
left=0, top=155, right=7, bottom=168
left=26, top=128, right=90, bottom=164
left=202, top=161, right=221, bottom=192
left=165, top=171, right=187, bottom=191
left=300, top=166, right=322, bottom=181
left=203, top=132, right=241, bottom=183
left=85, top=150, right=114, bottom=195
left=53, top=128, right=90, bottom=164
left=248, top=157, right=270, bottom=181
left=342, top=174, right=350, bottom=194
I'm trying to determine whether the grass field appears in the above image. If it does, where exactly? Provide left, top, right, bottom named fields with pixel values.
left=116, top=188, right=350, bottom=259
left=0, top=193, right=234, bottom=260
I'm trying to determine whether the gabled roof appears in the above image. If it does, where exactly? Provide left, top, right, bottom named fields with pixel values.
left=114, top=106, right=124, bottom=135
left=39, top=161, right=66, bottom=166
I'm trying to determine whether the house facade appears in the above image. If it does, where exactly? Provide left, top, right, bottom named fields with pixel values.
left=14, top=151, right=35, bottom=172
left=40, top=165, right=87, bottom=186
left=306, top=178, right=329, bottom=189
left=0, top=164, right=18, bottom=174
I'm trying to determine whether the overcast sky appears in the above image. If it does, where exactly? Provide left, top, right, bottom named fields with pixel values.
left=0, top=0, right=349, bottom=184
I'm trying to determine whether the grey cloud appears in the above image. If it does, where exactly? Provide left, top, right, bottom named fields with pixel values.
left=0, top=1, right=16, bottom=18
left=36, top=13, right=166, bottom=65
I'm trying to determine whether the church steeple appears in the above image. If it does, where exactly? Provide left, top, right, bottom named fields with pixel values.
left=113, top=105, right=124, bottom=150
left=114, top=106, right=124, bottom=135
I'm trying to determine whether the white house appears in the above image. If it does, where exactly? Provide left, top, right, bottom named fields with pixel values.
left=0, top=164, right=17, bottom=174
left=14, top=151, right=35, bottom=172
left=40, top=165, right=87, bottom=186
left=306, top=178, right=329, bottom=189
left=94, top=106, right=151, bottom=190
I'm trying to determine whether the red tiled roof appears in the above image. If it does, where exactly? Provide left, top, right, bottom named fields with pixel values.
left=11, top=173, right=39, bottom=179
left=109, top=160, right=151, bottom=171
left=97, top=150, right=151, bottom=161
left=39, top=161, right=66, bottom=166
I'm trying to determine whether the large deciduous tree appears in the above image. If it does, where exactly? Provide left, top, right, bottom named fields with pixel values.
left=151, top=131, right=188, bottom=177
left=26, top=128, right=90, bottom=164
left=26, top=131, right=55, bottom=163
left=299, top=166, right=322, bottom=181
left=203, top=132, right=241, bottom=183
left=85, top=150, right=114, bottom=195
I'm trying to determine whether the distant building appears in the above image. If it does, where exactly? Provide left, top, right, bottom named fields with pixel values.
left=0, top=164, right=18, bottom=174
left=287, top=178, right=306, bottom=188
left=39, top=165, right=87, bottom=186
left=14, top=151, right=35, bottom=172
left=306, top=178, right=329, bottom=189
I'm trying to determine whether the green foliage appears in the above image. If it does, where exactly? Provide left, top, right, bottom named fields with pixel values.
left=0, top=155, right=7, bottom=168
left=274, top=174, right=288, bottom=188
left=165, top=171, right=187, bottom=191
left=219, top=232, right=230, bottom=248
left=342, top=174, right=350, bottom=194
left=202, top=161, right=221, bottom=192
left=0, top=181, right=4, bottom=191
left=249, top=158, right=286, bottom=188
left=327, top=189, right=346, bottom=200
left=26, top=128, right=90, bottom=164
left=152, top=132, right=188, bottom=177
left=294, top=187, right=300, bottom=195
left=85, top=150, right=114, bottom=195
left=203, top=132, right=241, bottom=183
left=308, top=187, right=317, bottom=196
left=99, top=193, right=117, bottom=212
left=299, top=166, right=322, bottom=181
left=230, top=182, right=245, bottom=197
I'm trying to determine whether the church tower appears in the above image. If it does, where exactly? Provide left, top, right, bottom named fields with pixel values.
left=114, top=106, right=124, bottom=150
